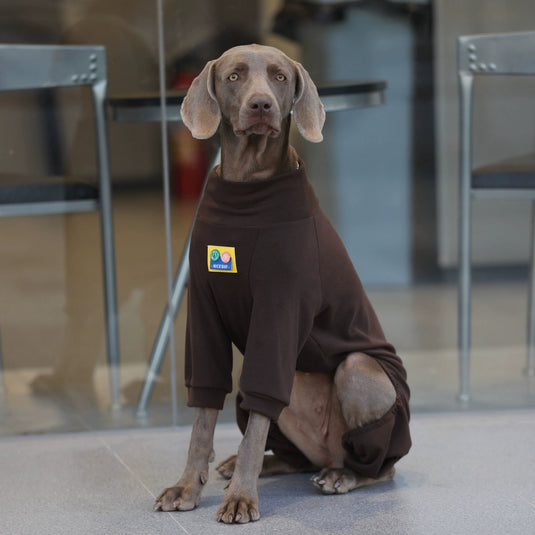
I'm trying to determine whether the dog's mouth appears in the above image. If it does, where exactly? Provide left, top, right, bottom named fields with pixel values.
left=235, top=109, right=281, bottom=138
left=235, top=122, right=280, bottom=137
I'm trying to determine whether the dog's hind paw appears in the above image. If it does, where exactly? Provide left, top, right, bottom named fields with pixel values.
left=216, top=455, right=237, bottom=479
left=312, top=468, right=359, bottom=494
left=312, top=467, right=395, bottom=495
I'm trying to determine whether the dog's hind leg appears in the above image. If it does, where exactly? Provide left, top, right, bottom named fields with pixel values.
left=312, top=352, right=397, bottom=495
left=335, top=352, right=396, bottom=429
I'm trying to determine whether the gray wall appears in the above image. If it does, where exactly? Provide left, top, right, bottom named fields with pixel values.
left=299, top=4, right=414, bottom=285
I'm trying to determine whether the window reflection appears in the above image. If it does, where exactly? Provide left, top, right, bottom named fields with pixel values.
left=1, top=0, right=534, bottom=437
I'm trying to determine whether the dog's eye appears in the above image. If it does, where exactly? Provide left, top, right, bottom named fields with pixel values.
left=276, top=73, right=286, bottom=82
left=228, top=73, right=239, bottom=82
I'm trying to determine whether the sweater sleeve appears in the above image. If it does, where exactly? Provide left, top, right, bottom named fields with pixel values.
left=238, top=218, right=321, bottom=421
left=185, top=253, right=233, bottom=411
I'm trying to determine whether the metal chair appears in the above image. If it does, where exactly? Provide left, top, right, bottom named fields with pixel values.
left=457, top=31, right=535, bottom=401
left=0, top=44, right=120, bottom=409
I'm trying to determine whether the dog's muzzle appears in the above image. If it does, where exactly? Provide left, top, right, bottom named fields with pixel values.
left=236, top=93, right=282, bottom=137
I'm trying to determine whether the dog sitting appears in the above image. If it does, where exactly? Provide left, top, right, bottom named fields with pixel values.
left=154, top=44, right=411, bottom=524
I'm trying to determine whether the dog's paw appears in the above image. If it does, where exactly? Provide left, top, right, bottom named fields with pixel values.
left=311, top=468, right=359, bottom=495
left=154, top=479, right=205, bottom=512
left=312, top=467, right=396, bottom=495
left=216, top=455, right=237, bottom=479
left=216, top=493, right=260, bottom=524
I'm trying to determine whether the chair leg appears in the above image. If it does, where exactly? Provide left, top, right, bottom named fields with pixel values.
left=92, top=79, right=121, bottom=411
left=458, top=71, right=474, bottom=402
left=135, top=235, right=191, bottom=419
left=0, top=327, right=4, bottom=394
left=527, top=200, right=535, bottom=377
left=458, top=194, right=472, bottom=401
left=135, top=149, right=221, bottom=418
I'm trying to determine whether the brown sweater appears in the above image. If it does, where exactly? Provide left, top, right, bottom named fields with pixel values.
left=186, top=162, right=410, bottom=428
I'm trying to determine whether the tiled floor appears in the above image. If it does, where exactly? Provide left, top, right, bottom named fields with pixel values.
left=1, top=410, right=534, bottom=534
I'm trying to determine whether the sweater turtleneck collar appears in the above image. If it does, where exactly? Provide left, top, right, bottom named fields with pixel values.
left=196, top=160, right=320, bottom=227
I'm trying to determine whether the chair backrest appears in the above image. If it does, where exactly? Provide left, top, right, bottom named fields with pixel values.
left=458, top=31, right=535, bottom=77
left=457, top=31, right=535, bottom=200
left=0, top=44, right=110, bottom=217
left=0, top=44, right=106, bottom=92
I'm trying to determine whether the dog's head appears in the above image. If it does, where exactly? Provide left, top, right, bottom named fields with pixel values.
left=180, top=44, right=325, bottom=143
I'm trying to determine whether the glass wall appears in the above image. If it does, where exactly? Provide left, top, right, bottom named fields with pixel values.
left=1, top=0, right=534, bottom=437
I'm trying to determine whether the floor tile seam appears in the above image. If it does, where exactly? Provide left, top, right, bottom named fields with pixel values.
left=96, top=436, right=193, bottom=535
left=409, top=407, right=535, bottom=424
left=0, top=424, right=241, bottom=450
left=517, top=492, right=535, bottom=510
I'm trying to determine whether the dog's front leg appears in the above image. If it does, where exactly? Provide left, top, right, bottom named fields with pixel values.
left=154, top=407, right=218, bottom=512
left=217, top=411, right=270, bottom=524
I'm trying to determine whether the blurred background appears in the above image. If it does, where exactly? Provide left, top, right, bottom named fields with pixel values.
left=1, top=0, right=534, bottom=436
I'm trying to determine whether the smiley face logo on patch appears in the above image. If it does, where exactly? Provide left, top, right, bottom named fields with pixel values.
left=207, top=245, right=238, bottom=273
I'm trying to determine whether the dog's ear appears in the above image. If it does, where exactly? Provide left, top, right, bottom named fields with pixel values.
left=292, top=62, right=325, bottom=143
left=180, top=60, right=220, bottom=139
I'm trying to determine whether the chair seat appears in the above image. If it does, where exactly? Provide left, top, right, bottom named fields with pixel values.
left=472, top=153, right=535, bottom=189
left=0, top=174, right=98, bottom=204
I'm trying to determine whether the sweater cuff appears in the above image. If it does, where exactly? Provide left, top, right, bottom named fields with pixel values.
left=187, top=387, right=227, bottom=410
left=239, top=392, right=287, bottom=422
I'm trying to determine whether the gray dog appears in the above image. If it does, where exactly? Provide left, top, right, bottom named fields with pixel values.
left=154, top=44, right=411, bottom=524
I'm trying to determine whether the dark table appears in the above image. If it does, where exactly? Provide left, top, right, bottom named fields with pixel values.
left=108, top=80, right=386, bottom=122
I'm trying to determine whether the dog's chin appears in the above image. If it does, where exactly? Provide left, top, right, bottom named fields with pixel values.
left=235, top=122, right=280, bottom=138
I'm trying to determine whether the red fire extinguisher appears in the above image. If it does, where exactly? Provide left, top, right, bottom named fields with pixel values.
left=171, top=72, right=207, bottom=199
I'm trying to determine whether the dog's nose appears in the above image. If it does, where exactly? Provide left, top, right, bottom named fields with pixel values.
left=248, top=95, right=273, bottom=112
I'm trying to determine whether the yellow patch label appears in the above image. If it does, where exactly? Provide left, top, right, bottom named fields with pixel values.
left=207, top=245, right=238, bottom=273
